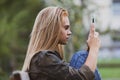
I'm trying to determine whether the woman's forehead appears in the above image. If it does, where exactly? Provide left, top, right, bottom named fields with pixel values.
left=62, top=16, right=70, bottom=26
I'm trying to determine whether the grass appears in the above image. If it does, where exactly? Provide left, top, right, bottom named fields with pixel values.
left=99, top=67, right=120, bottom=79
left=98, top=58, right=120, bottom=79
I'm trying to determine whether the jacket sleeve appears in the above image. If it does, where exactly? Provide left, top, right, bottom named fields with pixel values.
left=30, top=51, right=95, bottom=80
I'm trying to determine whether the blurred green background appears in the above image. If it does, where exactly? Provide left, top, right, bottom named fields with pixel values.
left=0, top=0, right=120, bottom=80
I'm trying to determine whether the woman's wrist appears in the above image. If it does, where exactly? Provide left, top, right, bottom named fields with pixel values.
left=85, top=47, right=99, bottom=72
left=89, top=47, right=99, bottom=53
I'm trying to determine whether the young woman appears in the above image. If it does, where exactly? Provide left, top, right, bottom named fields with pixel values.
left=22, top=6, right=100, bottom=80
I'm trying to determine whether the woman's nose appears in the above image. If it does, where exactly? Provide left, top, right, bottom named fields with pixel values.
left=68, top=30, right=72, bottom=35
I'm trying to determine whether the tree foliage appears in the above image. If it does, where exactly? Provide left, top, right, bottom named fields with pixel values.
left=0, top=0, right=45, bottom=78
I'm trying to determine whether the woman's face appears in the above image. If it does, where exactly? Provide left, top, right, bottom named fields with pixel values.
left=59, top=15, right=72, bottom=45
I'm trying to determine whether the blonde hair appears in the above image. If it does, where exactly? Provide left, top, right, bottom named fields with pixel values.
left=22, top=6, right=68, bottom=71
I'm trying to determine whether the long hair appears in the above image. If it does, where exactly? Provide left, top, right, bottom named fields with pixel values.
left=22, top=7, right=68, bottom=71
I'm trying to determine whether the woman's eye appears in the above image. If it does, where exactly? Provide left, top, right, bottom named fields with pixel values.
left=65, top=27, right=68, bottom=30
left=64, top=25, right=69, bottom=30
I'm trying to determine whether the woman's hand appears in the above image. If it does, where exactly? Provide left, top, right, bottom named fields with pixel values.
left=85, top=23, right=101, bottom=72
left=87, top=24, right=101, bottom=53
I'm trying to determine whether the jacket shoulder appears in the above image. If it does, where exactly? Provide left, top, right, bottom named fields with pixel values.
left=31, top=50, right=62, bottom=66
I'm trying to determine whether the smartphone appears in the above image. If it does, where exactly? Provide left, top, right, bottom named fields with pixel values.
left=92, top=17, right=94, bottom=23
left=91, top=17, right=95, bottom=28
